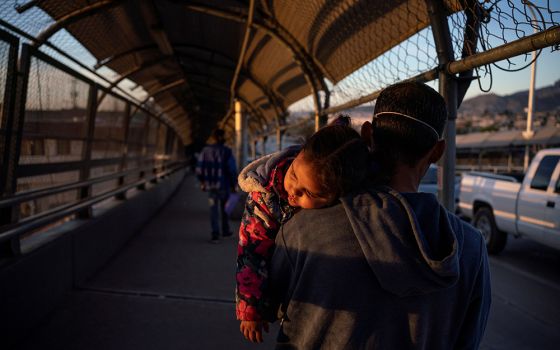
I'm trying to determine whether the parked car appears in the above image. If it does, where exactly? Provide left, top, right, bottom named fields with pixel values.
left=418, top=164, right=460, bottom=211
left=458, top=148, right=560, bottom=254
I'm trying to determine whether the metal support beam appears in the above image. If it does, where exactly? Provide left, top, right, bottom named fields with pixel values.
left=14, top=0, right=46, bottom=13
left=456, top=0, right=482, bottom=106
left=447, top=25, right=560, bottom=75
left=235, top=101, right=248, bottom=169
left=178, top=50, right=287, bottom=122
left=99, top=42, right=287, bottom=115
left=140, top=0, right=200, bottom=120
left=94, top=44, right=158, bottom=69
left=315, top=111, right=328, bottom=131
left=0, top=18, right=140, bottom=106
left=222, top=0, right=256, bottom=130
left=226, top=93, right=268, bottom=134
left=32, top=0, right=123, bottom=48
left=98, top=57, right=171, bottom=105
left=130, top=78, right=186, bottom=116
left=181, top=2, right=328, bottom=126
left=94, top=41, right=288, bottom=128
left=426, top=0, right=457, bottom=211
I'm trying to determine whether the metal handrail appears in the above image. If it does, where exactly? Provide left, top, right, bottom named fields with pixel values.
left=0, top=162, right=186, bottom=244
left=0, top=162, right=167, bottom=208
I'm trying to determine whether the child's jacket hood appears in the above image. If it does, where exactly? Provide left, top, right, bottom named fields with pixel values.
left=238, top=145, right=301, bottom=193
left=340, top=188, right=460, bottom=297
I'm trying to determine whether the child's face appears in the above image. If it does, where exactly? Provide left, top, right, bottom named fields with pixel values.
left=283, top=152, right=336, bottom=209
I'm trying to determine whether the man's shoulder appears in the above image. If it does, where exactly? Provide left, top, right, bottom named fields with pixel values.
left=283, top=203, right=349, bottom=233
left=447, top=211, right=485, bottom=259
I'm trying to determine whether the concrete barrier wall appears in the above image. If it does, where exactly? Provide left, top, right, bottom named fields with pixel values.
left=0, top=169, right=186, bottom=348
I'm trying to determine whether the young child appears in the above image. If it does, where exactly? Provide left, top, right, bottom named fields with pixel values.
left=235, top=116, right=370, bottom=343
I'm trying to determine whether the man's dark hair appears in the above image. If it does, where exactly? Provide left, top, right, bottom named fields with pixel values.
left=372, top=82, right=447, bottom=174
left=212, top=128, right=226, bottom=144
left=302, top=118, right=369, bottom=197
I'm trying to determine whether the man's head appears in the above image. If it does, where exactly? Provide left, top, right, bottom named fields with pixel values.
left=369, top=82, right=447, bottom=177
left=212, top=128, right=226, bottom=144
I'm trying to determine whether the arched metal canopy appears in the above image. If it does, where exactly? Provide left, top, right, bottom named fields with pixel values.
left=28, top=0, right=463, bottom=146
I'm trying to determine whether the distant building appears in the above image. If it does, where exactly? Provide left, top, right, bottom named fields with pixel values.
left=456, top=126, right=560, bottom=173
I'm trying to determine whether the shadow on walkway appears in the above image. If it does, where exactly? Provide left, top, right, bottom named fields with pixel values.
left=16, top=174, right=278, bottom=349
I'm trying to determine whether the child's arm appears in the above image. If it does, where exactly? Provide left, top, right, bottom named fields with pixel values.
left=236, top=190, right=281, bottom=323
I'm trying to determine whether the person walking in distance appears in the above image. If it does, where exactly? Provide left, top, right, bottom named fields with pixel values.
left=196, top=128, right=238, bottom=243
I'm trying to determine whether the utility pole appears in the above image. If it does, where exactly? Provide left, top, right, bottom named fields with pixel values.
left=522, top=0, right=538, bottom=171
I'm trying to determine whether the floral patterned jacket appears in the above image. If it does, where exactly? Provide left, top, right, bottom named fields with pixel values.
left=236, top=145, right=301, bottom=321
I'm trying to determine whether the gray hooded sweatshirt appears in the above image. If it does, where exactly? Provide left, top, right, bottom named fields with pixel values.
left=269, top=187, right=490, bottom=349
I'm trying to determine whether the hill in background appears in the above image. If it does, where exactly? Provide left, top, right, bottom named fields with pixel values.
left=458, top=79, right=560, bottom=116
left=288, top=80, right=560, bottom=135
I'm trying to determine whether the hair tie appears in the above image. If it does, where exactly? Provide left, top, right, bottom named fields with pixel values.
left=373, top=112, right=441, bottom=139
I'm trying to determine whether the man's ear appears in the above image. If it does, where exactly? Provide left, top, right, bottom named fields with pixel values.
left=428, top=139, right=446, bottom=163
left=360, top=121, right=374, bottom=151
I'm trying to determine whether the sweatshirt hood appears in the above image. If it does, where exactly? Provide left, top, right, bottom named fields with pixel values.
left=238, top=145, right=301, bottom=193
left=340, top=188, right=459, bottom=297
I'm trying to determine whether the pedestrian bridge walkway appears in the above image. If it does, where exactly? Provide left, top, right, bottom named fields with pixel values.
left=9, top=174, right=278, bottom=350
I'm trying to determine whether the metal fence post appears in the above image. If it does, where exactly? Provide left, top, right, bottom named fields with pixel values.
left=261, top=136, right=267, bottom=156
left=426, top=0, right=458, bottom=211
left=77, top=85, right=98, bottom=218
left=150, top=121, right=161, bottom=183
left=137, top=114, right=150, bottom=190
left=116, top=102, right=131, bottom=200
left=276, top=128, right=282, bottom=152
left=0, top=32, right=22, bottom=258
left=164, top=126, right=173, bottom=171
left=314, top=112, right=327, bottom=131
left=0, top=31, right=18, bottom=197
left=252, top=139, right=257, bottom=160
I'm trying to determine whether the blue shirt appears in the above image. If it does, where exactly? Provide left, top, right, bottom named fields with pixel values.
left=196, top=143, right=237, bottom=194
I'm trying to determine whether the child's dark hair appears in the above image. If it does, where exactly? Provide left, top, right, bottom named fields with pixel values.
left=301, top=115, right=369, bottom=197
left=372, top=82, right=447, bottom=175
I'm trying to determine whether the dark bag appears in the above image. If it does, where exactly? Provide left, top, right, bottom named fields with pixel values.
left=225, top=192, right=247, bottom=219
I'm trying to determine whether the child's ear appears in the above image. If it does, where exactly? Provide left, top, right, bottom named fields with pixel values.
left=360, top=121, right=373, bottom=151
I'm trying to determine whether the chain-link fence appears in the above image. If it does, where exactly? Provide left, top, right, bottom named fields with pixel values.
left=287, top=0, right=559, bottom=116
left=0, top=33, right=185, bottom=256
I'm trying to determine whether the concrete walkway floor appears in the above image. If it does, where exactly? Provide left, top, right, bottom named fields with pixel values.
left=15, top=174, right=278, bottom=350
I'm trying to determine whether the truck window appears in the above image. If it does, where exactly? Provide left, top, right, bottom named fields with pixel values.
left=556, top=177, right=560, bottom=194
left=530, top=155, right=560, bottom=191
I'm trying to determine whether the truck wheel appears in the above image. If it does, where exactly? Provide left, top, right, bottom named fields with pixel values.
left=473, top=207, right=507, bottom=254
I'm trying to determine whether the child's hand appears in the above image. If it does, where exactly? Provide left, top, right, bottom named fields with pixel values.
left=240, top=320, right=269, bottom=343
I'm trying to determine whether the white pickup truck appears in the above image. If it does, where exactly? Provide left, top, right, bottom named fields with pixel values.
left=458, top=148, right=560, bottom=254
